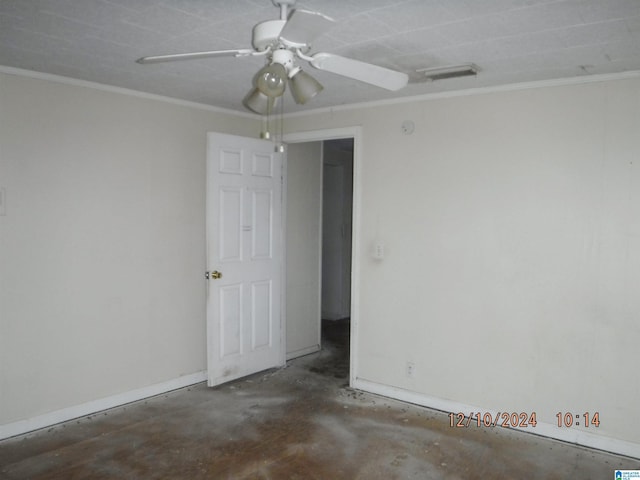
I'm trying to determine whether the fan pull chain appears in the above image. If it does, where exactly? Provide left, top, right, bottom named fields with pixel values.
left=261, top=97, right=272, bottom=140
left=275, top=92, right=285, bottom=153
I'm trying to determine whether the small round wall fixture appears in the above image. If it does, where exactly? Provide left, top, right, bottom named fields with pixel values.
left=401, top=120, right=415, bottom=135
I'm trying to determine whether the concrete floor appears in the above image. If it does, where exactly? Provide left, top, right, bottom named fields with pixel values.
left=1, top=321, right=638, bottom=479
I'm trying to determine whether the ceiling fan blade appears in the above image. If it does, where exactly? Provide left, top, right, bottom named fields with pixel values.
left=309, top=52, right=408, bottom=91
left=136, top=49, right=253, bottom=64
left=279, top=9, right=335, bottom=48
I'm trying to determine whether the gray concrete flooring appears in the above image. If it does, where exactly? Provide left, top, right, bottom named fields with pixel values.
left=1, top=321, right=638, bottom=479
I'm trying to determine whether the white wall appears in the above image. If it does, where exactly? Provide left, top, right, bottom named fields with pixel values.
left=285, top=142, right=322, bottom=358
left=0, top=71, right=258, bottom=428
left=283, top=76, right=640, bottom=454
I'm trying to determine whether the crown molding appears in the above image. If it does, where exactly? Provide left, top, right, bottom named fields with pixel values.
left=3, top=65, right=639, bottom=121
left=0, top=65, right=256, bottom=119
left=283, top=70, right=640, bottom=119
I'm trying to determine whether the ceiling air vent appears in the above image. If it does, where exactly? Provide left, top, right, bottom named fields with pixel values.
left=416, top=64, right=478, bottom=81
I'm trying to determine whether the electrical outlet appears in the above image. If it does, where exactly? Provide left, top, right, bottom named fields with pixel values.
left=373, top=241, right=384, bottom=259
left=406, top=361, right=415, bottom=378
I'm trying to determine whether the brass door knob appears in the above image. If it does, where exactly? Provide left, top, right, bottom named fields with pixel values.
left=207, top=270, right=222, bottom=280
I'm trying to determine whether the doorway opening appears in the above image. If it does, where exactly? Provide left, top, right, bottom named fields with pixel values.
left=283, top=127, right=359, bottom=385
left=320, top=139, right=353, bottom=380
left=283, top=127, right=362, bottom=385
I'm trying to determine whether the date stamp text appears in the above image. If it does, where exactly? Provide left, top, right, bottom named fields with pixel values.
left=448, top=411, right=601, bottom=429
left=448, top=411, right=538, bottom=428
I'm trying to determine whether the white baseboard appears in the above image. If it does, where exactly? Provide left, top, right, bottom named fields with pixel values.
left=0, top=371, right=207, bottom=441
left=286, top=344, right=320, bottom=361
left=353, top=378, right=640, bottom=460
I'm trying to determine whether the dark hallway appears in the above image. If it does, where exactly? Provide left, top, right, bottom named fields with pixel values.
left=308, top=319, right=350, bottom=381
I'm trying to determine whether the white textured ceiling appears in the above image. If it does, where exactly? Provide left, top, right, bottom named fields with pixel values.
left=2, top=0, right=640, bottom=113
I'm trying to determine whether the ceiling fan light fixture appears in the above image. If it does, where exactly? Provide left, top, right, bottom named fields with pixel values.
left=243, top=88, right=277, bottom=114
left=138, top=1, right=411, bottom=110
left=289, top=68, right=323, bottom=104
left=257, top=62, right=288, bottom=97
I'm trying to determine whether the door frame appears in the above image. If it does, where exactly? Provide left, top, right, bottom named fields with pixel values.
left=283, top=126, right=362, bottom=387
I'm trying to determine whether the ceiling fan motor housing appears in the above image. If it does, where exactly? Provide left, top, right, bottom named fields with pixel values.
left=272, top=48, right=295, bottom=71
left=252, top=20, right=286, bottom=51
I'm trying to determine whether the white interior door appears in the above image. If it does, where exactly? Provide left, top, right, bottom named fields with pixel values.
left=206, top=132, right=284, bottom=386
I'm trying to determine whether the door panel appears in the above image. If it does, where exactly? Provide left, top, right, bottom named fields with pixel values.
left=220, top=149, right=243, bottom=173
left=252, top=189, right=272, bottom=259
left=206, top=133, right=283, bottom=386
left=252, top=153, right=273, bottom=176
left=251, top=280, right=272, bottom=349
left=220, top=283, right=242, bottom=357
left=219, top=187, right=243, bottom=262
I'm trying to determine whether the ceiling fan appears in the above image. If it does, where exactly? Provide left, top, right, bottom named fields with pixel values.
left=136, top=0, right=409, bottom=113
